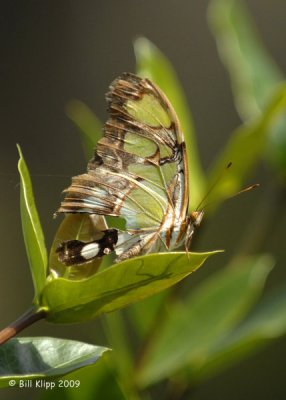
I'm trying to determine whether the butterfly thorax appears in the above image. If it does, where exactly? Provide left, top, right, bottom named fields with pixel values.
left=167, top=209, right=204, bottom=248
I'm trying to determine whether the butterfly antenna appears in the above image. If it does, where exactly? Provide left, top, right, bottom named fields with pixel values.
left=202, top=183, right=260, bottom=210
left=225, top=184, right=260, bottom=201
left=195, top=162, right=232, bottom=211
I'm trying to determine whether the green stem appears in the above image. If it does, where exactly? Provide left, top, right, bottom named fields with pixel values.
left=103, top=312, right=142, bottom=400
left=0, top=307, right=47, bottom=345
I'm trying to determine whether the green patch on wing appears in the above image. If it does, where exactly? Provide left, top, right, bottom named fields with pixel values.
left=123, top=185, right=166, bottom=228
left=124, top=133, right=157, bottom=157
left=126, top=94, right=171, bottom=128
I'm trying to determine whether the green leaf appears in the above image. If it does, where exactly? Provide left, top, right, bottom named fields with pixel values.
left=66, top=100, right=103, bottom=160
left=208, top=0, right=282, bottom=120
left=195, top=286, right=286, bottom=382
left=0, top=337, right=109, bottom=388
left=207, top=84, right=286, bottom=208
left=208, top=0, right=286, bottom=176
left=134, top=37, right=206, bottom=208
left=41, top=251, right=221, bottom=323
left=136, top=254, right=274, bottom=387
left=102, top=313, right=139, bottom=400
left=17, top=145, right=47, bottom=300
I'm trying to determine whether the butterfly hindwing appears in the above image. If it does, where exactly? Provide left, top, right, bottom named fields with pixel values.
left=56, top=228, right=118, bottom=266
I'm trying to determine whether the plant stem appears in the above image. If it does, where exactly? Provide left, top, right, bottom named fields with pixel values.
left=103, top=312, right=142, bottom=400
left=0, top=307, right=47, bottom=345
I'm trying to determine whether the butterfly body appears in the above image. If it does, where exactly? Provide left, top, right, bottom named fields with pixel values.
left=57, top=73, right=203, bottom=265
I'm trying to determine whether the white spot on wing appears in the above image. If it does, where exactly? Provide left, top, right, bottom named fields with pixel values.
left=81, top=243, right=100, bottom=260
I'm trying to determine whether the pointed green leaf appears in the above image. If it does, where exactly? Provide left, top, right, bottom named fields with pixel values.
left=208, top=0, right=282, bottom=120
left=66, top=100, right=103, bottom=160
left=195, top=286, right=286, bottom=382
left=41, top=251, right=221, bottom=323
left=136, top=254, right=274, bottom=387
left=17, top=145, right=47, bottom=299
left=207, top=84, right=286, bottom=208
left=208, top=0, right=286, bottom=175
left=0, top=337, right=109, bottom=388
left=134, top=37, right=206, bottom=208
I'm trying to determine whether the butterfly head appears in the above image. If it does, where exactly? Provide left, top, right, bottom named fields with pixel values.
left=184, top=210, right=204, bottom=250
left=189, top=210, right=204, bottom=227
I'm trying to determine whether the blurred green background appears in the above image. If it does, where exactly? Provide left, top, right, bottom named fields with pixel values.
left=1, top=1, right=286, bottom=399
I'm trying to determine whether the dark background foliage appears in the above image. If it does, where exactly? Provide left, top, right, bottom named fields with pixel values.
left=1, top=1, right=286, bottom=399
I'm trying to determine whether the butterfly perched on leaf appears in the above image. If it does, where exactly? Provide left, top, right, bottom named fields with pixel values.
left=56, top=73, right=203, bottom=266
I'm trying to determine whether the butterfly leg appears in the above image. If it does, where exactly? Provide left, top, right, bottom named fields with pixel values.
left=115, top=232, right=157, bottom=262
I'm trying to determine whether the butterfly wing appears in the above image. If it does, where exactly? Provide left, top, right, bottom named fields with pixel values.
left=58, top=73, right=189, bottom=259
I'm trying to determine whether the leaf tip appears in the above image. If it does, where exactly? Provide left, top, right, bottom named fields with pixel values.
left=133, top=36, right=155, bottom=61
left=16, top=143, right=23, bottom=159
left=133, top=35, right=149, bottom=50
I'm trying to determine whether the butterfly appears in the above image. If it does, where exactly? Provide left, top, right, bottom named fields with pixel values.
left=56, top=73, right=203, bottom=266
